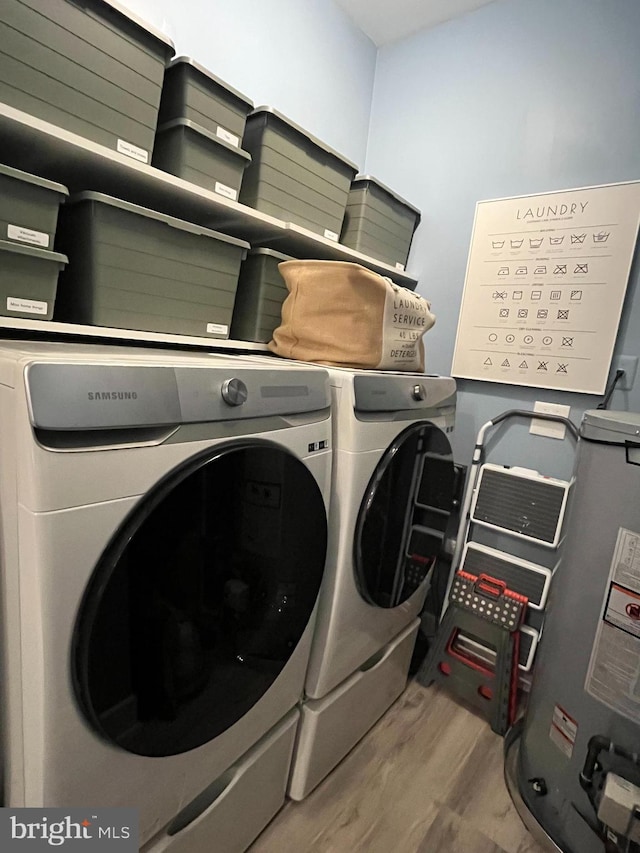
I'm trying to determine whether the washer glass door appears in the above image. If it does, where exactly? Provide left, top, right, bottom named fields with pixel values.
left=73, top=441, right=327, bottom=757
left=354, top=422, right=454, bottom=608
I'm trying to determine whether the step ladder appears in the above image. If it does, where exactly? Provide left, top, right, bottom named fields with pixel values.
left=417, top=570, right=528, bottom=735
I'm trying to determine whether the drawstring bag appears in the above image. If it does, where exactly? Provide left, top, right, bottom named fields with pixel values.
left=268, top=260, right=436, bottom=372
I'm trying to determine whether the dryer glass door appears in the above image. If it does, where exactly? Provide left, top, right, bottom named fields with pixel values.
left=73, top=441, right=327, bottom=757
left=354, top=422, right=454, bottom=608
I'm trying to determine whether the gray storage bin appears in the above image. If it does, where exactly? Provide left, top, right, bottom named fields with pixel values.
left=0, top=239, right=67, bottom=320
left=0, top=0, right=174, bottom=163
left=239, top=107, right=358, bottom=240
left=340, top=176, right=421, bottom=270
left=158, top=57, right=253, bottom=148
left=152, top=119, right=251, bottom=201
left=0, top=164, right=68, bottom=250
left=230, top=248, right=292, bottom=343
left=54, top=192, right=249, bottom=338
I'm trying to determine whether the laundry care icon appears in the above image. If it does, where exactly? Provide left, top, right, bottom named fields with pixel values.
left=549, top=236, right=565, bottom=246
left=493, top=290, right=508, bottom=300
left=554, top=264, right=567, bottom=275
left=537, top=309, right=548, bottom=319
left=529, top=238, right=543, bottom=248
left=593, top=231, right=610, bottom=243
left=515, top=266, right=528, bottom=275
left=492, top=240, right=505, bottom=249
left=570, top=290, right=583, bottom=301
left=499, top=308, right=510, bottom=318
left=570, top=233, right=586, bottom=244
left=556, top=363, right=568, bottom=374
left=534, top=265, right=547, bottom=275
left=557, top=309, right=569, bottom=320
left=561, top=336, right=574, bottom=347
left=510, top=239, right=524, bottom=249
left=574, top=263, right=588, bottom=274
left=498, top=267, right=509, bottom=276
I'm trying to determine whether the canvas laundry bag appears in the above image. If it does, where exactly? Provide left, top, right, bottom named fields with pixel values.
left=269, top=260, right=436, bottom=371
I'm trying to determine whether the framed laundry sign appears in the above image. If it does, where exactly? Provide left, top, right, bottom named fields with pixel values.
left=451, top=181, right=640, bottom=394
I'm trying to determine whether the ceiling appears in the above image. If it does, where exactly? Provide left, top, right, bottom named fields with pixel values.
left=334, top=0, right=499, bottom=46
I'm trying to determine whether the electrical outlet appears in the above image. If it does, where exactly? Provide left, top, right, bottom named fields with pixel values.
left=613, top=355, right=639, bottom=391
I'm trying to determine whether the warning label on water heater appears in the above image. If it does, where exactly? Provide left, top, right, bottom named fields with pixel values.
left=585, top=527, right=640, bottom=724
left=549, top=704, right=578, bottom=758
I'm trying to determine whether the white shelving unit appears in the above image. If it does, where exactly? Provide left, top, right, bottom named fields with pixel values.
left=0, top=103, right=418, bottom=352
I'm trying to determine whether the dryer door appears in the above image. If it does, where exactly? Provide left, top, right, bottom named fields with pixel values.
left=73, top=440, right=327, bottom=757
left=354, top=422, right=454, bottom=608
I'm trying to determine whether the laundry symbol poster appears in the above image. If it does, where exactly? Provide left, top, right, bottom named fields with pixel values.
left=452, top=180, right=640, bottom=393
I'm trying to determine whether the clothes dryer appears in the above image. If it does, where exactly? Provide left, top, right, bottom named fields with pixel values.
left=0, top=342, right=331, bottom=853
left=289, top=366, right=456, bottom=799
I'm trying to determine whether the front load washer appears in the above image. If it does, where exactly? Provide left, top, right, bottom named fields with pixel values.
left=289, top=366, right=456, bottom=799
left=0, top=342, right=331, bottom=852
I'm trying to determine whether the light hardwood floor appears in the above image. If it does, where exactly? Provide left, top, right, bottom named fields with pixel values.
left=250, top=680, right=547, bottom=853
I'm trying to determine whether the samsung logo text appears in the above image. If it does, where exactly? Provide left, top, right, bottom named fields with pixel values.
left=87, top=391, right=138, bottom=401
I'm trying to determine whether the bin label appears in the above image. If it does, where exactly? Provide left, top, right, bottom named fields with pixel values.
left=216, top=126, right=240, bottom=148
left=116, top=139, right=149, bottom=164
left=206, top=323, right=228, bottom=336
left=214, top=182, right=237, bottom=201
left=7, top=224, right=49, bottom=248
left=7, top=297, right=48, bottom=315
left=324, top=229, right=339, bottom=242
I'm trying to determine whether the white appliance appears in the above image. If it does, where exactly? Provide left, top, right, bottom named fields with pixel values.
left=288, top=366, right=456, bottom=799
left=0, top=342, right=332, bottom=853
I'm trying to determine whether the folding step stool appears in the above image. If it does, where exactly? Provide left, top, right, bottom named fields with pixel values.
left=417, top=570, right=528, bottom=735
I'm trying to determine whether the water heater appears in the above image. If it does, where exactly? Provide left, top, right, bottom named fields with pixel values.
left=513, top=410, right=640, bottom=853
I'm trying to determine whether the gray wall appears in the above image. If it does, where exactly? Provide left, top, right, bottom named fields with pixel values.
left=366, top=0, right=640, bottom=477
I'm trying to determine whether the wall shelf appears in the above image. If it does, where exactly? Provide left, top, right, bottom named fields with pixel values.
left=0, top=102, right=418, bottom=286
left=0, top=316, right=269, bottom=353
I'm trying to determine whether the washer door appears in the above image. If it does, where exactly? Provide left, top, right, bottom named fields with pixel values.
left=354, top=422, right=454, bottom=608
left=73, top=441, right=327, bottom=757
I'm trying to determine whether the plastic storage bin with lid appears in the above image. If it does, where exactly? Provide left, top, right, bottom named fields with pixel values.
left=340, top=176, right=421, bottom=271
left=157, top=56, right=254, bottom=149
left=152, top=119, right=251, bottom=201
left=240, top=107, right=358, bottom=241
left=230, top=248, right=293, bottom=343
left=0, top=0, right=174, bottom=163
left=0, top=240, right=67, bottom=321
left=0, top=163, right=68, bottom=250
left=54, top=192, right=249, bottom=339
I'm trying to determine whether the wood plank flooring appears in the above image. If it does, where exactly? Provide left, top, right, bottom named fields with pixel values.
left=250, top=680, right=547, bottom=853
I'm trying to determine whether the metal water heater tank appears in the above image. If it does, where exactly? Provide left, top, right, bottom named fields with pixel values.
left=511, top=410, right=640, bottom=853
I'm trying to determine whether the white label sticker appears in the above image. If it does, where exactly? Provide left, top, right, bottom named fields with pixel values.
left=549, top=704, right=577, bottom=758
left=611, top=527, right=640, bottom=594
left=605, top=584, right=640, bottom=638
left=324, top=229, right=339, bottom=242
left=214, top=182, right=237, bottom=201
left=216, top=126, right=240, bottom=148
left=7, top=224, right=49, bottom=248
left=586, top=528, right=640, bottom=724
left=116, top=139, right=149, bottom=163
left=395, top=262, right=406, bottom=271
left=7, top=296, right=48, bottom=315
left=206, top=323, right=228, bottom=336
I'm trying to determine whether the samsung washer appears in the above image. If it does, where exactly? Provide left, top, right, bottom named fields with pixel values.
left=289, top=366, right=456, bottom=799
left=0, top=341, right=331, bottom=852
